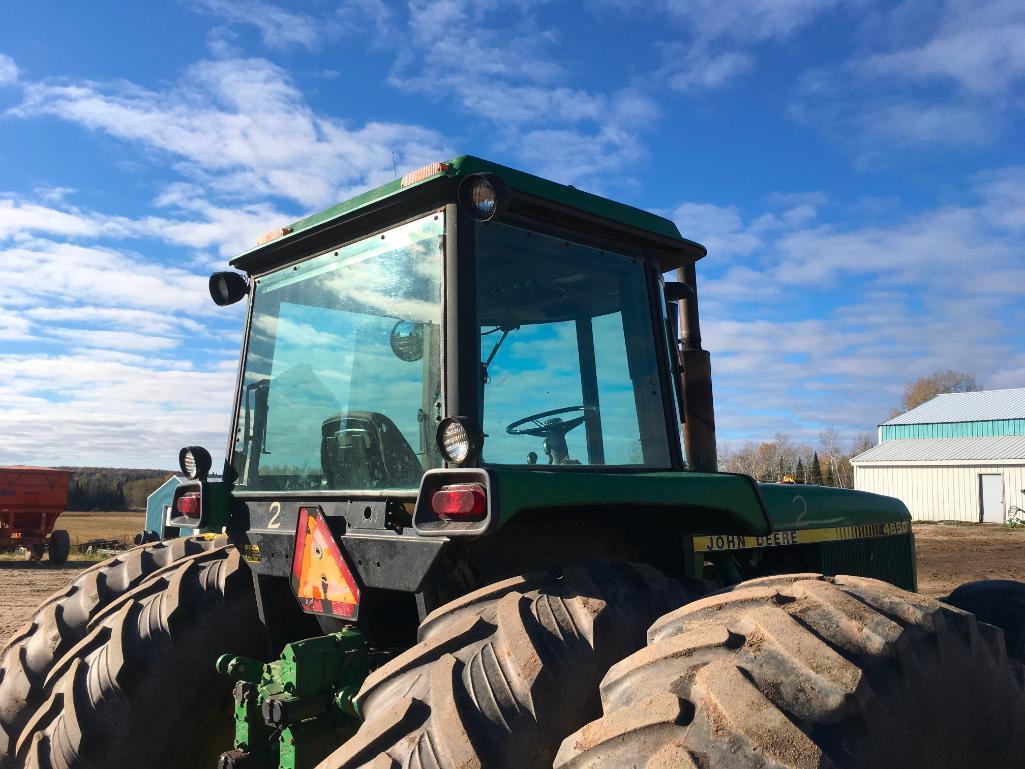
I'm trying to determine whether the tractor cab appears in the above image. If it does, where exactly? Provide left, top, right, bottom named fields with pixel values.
left=206, top=157, right=712, bottom=511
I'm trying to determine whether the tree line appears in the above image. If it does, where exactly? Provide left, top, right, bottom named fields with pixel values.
left=718, top=429, right=873, bottom=488
left=61, top=467, right=174, bottom=512
left=719, top=370, right=982, bottom=486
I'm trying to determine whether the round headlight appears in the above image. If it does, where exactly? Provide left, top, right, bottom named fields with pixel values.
left=436, top=417, right=483, bottom=466
left=178, top=445, right=212, bottom=480
left=470, top=178, right=497, bottom=218
left=457, top=173, right=509, bottom=222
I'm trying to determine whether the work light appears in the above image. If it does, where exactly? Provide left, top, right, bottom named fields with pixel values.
left=457, top=173, right=509, bottom=221
left=436, top=417, right=483, bottom=465
left=179, top=445, right=212, bottom=480
left=209, top=271, right=250, bottom=306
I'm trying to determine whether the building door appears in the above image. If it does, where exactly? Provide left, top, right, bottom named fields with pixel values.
left=979, top=474, right=1004, bottom=523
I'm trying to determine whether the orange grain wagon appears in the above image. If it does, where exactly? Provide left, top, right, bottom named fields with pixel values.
left=0, top=466, right=72, bottom=563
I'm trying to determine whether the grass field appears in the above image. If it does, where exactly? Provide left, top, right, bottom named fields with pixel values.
left=59, top=511, right=146, bottom=546
left=0, top=512, right=146, bottom=561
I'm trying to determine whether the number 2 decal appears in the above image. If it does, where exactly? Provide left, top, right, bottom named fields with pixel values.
left=267, top=501, right=283, bottom=529
left=792, top=494, right=808, bottom=523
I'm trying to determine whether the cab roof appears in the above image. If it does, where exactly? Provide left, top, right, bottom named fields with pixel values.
left=230, top=155, right=706, bottom=272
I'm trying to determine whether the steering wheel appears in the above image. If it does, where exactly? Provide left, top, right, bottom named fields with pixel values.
left=506, top=406, right=591, bottom=438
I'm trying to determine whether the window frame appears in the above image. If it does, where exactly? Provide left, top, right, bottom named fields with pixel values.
left=225, top=207, right=448, bottom=499
left=462, top=212, right=686, bottom=473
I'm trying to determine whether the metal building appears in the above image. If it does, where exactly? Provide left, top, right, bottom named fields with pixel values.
left=852, top=388, right=1025, bottom=522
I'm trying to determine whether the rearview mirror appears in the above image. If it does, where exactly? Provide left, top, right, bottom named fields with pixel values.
left=390, top=320, right=424, bottom=362
left=664, top=281, right=694, bottom=302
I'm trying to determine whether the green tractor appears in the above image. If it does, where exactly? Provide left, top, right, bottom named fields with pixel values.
left=3, top=157, right=1024, bottom=769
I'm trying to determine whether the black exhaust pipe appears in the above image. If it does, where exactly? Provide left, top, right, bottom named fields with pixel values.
left=677, top=264, right=717, bottom=472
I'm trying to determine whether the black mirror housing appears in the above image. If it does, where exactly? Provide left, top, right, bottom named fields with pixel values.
left=664, top=281, right=694, bottom=302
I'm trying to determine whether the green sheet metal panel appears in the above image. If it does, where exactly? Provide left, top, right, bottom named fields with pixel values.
left=488, top=469, right=772, bottom=536
left=757, top=482, right=911, bottom=529
left=881, top=419, right=1025, bottom=441
left=488, top=471, right=911, bottom=537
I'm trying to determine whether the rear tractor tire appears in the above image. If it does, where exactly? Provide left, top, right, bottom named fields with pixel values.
left=0, top=535, right=238, bottom=767
left=944, top=579, right=1025, bottom=663
left=46, top=532, right=70, bottom=566
left=555, top=573, right=1025, bottom=769
left=14, top=546, right=264, bottom=769
left=319, top=561, right=702, bottom=769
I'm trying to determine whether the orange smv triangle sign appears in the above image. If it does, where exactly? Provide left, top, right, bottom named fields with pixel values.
left=290, top=506, right=361, bottom=620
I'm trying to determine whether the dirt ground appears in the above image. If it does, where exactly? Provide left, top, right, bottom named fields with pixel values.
left=0, top=511, right=144, bottom=641
left=0, top=521, right=1022, bottom=645
left=914, top=523, right=1025, bottom=598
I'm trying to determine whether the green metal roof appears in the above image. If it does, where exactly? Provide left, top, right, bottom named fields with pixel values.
left=232, top=155, right=703, bottom=264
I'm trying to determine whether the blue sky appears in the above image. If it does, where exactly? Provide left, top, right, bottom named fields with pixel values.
left=0, top=0, right=1023, bottom=469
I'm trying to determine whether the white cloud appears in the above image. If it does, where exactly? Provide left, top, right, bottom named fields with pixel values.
left=789, top=68, right=1001, bottom=159
left=0, top=351, right=238, bottom=467
left=194, top=0, right=396, bottom=52
left=644, top=0, right=835, bottom=91
left=681, top=166, right=1025, bottom=444
left=0, top=53, right=18, bottom=86
left=0, top=224, right=244, bottom=466
left=385, top=1, right=655, bottom=187
left=26, top=307, right=205, bottom=336
left=193, top=0, right=323, bottom=49
left=11, top=57, right=450, bottom=209
left=673, top=198, right=822, bottom=260
left=48, top=328, right=180, bottom=352
left=0, top=191, right=290, bottom=259
left=0, top=198, right=115, bottom=241
left=673, top=202, right=763, bottom=259
left=665, top=50, right=754, bottom=92
left=973, top=166, right=1025, bottom=231
left=0, top=238, right=210, bottom=314
left=0, top=308, right=33, bottom=342
left=790, top=0, right=1025, bottom=159
left=858, top=0, right=1025, bottom=94
left=658, top=0, right=837, bottom=43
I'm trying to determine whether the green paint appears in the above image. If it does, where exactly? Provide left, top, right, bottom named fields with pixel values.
left=230, top=155, right=704, bottom=267
left=200, top=478, right=231, bottom=532
left=758, top=483, right=911, bottom=530
left=489, top=471, right=912, bottom=538
left=881, top=419, right=1025, bottom=441
left=217, top=629, right=370, bottom=769
left=490, top=468, right=773, bottom=536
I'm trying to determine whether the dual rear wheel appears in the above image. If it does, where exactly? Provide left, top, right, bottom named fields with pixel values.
left=2, top=540, right=1024, bottom=768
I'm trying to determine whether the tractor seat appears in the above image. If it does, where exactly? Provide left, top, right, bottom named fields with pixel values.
left=320, top=412, right=422, bottom=490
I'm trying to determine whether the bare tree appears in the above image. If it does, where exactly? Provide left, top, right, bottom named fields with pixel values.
left=901, top=370, right=979, bottom=413
left=850, top=433, right=874, bottom=456
left=720, top=441, right=763, bottom=478
left=819, top=428, right=854, bottom=489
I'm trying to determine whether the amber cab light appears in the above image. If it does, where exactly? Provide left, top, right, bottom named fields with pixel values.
left=176, top=491, right=202, bottom=519
left=431, top=483, right=486, bottom=521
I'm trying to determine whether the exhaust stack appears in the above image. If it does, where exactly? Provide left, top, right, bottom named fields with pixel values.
left=677, top=264, right=717, bottom=472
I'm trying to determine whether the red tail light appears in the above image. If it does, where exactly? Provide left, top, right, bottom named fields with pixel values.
left=431, top=483, right=486, bottom=520
left=176, top=491, right=201, bottom=518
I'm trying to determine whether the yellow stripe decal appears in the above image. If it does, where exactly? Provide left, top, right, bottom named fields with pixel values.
left=693, top=521, right=911, bottom=553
